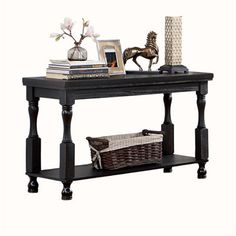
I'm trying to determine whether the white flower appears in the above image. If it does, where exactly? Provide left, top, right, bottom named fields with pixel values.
left=84, top=25, right=94, bottom=37
left=92, top=33, right=100, bottom=42
left=84, top=25, right=100, bottom=40
left=60, top=23, right=66, bottom=31
left=50, top=33, right=60, bottom=38
left=61, top=17, right=74, bottom=31
left=93, top=33, right=100, bottom=38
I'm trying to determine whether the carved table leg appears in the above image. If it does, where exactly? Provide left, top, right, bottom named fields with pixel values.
left=195, top=90, right=208, bottom=179
left=197, top=162, right=207, bottom=179
left=161, top=93, right=174, bottom=173
left=28, top=176, right=39, bottom=193
left=26, top=96, right=41, bottom=193
left=60, top=105, right=75, bottom=200
left=62, top=181, right=73, bottom=200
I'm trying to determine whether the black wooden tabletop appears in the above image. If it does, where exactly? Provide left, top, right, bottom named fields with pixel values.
left=23, top=71, right=213, bottom=90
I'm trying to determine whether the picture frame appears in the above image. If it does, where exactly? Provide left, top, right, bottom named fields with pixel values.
left=97, top=39, right=126, bottom=75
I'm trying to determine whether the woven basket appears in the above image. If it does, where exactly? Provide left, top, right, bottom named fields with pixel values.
left=86, top=129, right=163, bottom=170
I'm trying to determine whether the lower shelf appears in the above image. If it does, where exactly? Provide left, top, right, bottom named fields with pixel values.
left=27, top=154, right=198, bottom=181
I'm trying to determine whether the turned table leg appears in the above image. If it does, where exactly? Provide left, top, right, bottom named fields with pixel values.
left=26, top=95, right=41, bottom=193
left=195, top=90, right=208, bottom=179
left=161, top=93, right=174, bottom=173
left=60, top=105, right=75, bottom=200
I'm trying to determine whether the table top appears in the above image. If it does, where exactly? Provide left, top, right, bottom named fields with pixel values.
left=23, top=71, right=213, bottom=90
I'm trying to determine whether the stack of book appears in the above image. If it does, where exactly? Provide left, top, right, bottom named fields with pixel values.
left=46, top=59, right=109, bottom=79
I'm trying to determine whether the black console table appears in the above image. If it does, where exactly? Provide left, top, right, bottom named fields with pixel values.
left=23, top=71, right=213, bottom=200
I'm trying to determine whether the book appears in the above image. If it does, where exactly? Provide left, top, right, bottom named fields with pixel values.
left=46, top=72, right=109, bottom=80
left=50, top=59, right=106, bottom=66
left=46, top=59, right=109, bottom=80
left=46, top=67, right=109, bottom=75
left=48, top=63, right=107, bottom=69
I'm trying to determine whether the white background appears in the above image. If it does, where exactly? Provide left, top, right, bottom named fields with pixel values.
left=0, top=0, right=235, bottom=235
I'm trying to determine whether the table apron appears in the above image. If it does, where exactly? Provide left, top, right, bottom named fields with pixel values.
left=33, top=82, right=207, bottom=102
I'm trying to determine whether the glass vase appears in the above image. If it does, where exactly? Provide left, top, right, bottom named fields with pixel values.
left=67, top=44, right=87, bottom=61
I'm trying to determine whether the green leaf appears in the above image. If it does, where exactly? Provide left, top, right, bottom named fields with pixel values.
left=55, top=35, right=62, bottom=41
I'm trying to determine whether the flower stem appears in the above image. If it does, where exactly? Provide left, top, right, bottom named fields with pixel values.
left=62, top=30, right=77, bottom=44
left=82, top=23, right=85, bottom=36
left=77, top=34, right=87, bottom=46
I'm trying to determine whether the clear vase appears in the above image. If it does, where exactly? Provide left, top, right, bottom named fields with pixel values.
left=67, top=44, right=87, bottom=61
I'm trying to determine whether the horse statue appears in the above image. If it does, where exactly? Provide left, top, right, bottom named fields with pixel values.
left=123, top=31, right=159, bottom=71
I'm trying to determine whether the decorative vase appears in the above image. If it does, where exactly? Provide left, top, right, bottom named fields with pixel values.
left=67, top=43, right=87, bottom=61
left=165, top=16, right=182, bottom=66
left=159, top=16, right=188, bottom=73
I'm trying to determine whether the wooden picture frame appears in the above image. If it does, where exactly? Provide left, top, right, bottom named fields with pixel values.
left=97, top=39, right=126, bottom=75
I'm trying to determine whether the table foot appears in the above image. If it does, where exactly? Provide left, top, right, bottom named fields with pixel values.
left=61, top=181, right=73, bottom=200
left=163, top=167, right=172, bottom=173
left=28, top=176, right=39, bottom=193
left=197, top=163, right=207, bottom=179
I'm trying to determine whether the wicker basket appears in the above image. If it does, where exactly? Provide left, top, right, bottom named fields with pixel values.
left=86, top=129, right=163, bottom=170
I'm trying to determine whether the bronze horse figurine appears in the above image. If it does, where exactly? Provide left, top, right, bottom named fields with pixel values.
left=123, top=31, right=159, bottom=71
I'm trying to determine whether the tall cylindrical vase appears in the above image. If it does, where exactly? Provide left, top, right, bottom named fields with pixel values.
left=159, top=16, right=188, bottom=74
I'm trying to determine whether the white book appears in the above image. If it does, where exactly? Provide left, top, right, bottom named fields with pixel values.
left=46, top=67, right=109, bottom=75
left=46, top=72, right=109, bottom=80
left=49, top=59, right=106, bottom=66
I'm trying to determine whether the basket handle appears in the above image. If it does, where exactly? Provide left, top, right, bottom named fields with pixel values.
left=86, top=137, right=109, bottom=151
left=142, top=129, right=165, bottom=136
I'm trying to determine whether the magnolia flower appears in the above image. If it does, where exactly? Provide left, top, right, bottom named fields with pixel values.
left=60, top=23, right=66, bottom=31
left=84, top=25, right=100, bottom=40
left=50, top=33, right=60, bottom=38
left=50, top=33, right=64, bottom=41
left=61, top=17, right=74, bottom=31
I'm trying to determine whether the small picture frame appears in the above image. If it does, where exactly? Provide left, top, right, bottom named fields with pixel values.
left=97, top=39, right=126, bottom=75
